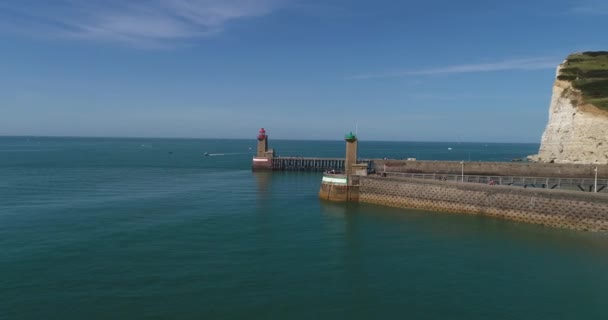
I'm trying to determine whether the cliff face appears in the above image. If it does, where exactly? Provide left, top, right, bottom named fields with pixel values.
left=530, top=53, right=608, bottom=164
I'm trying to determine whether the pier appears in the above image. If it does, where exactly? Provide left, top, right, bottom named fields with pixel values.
left=381, top=172, right=608, bottom=193
left=252, top=128, right=607, bottom=192
left=271, top=157, right=373, bottom=172
left=252, top=127, right=374, bottom=172
left=250, top=127, right=608, bottom=231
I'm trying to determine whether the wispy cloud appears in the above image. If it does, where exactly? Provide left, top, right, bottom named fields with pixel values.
left=348, top=57, right=560, bottom=80
left=407, top=93, right=540, bottom=101
left=0, top=0, right=287, bottom=47
left=570, top=0, right=608, bottom=15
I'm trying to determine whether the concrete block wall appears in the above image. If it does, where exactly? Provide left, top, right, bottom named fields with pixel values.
left=319, top=183, right=359, bottom=202
left=359, top=176, right=608, bottom=231
left=252, top=159, right=273, bottom=171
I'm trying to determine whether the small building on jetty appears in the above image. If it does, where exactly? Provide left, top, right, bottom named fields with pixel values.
left=251, top=128, right=608, bottom=231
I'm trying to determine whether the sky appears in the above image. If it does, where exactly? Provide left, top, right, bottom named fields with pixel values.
left=1, top=0, right=607, bottom=142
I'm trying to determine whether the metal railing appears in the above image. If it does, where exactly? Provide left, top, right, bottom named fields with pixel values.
left=380, top=172, right=608, bottom=192
left=272, top=157, right=373, bottom=172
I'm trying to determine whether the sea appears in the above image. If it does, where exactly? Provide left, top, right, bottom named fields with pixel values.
left=1, top=137, right=608, bottom=319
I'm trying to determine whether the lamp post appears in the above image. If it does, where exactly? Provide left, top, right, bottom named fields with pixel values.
left=460, top=161, right=464, bottom=183
left=594, top=166, right=598, bottom=193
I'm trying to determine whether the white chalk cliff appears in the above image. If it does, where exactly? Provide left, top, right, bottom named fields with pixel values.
left=529, top=62, right=608, bottom=164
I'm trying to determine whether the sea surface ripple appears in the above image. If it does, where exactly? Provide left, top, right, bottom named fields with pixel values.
left=1, top=137, right=608, bottom=319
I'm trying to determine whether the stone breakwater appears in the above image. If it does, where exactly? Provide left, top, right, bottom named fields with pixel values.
left=357, top=176, right=608, bottom=231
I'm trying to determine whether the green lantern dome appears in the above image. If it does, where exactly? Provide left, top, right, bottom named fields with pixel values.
left=344, top=132, right=357, bottom=141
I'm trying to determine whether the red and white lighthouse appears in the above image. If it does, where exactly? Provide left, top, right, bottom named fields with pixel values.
left=252, top=127, right=274, bottom=171
left=257, top=128, right=267, bottom=141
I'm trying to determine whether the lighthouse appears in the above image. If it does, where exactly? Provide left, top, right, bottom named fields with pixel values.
left=344, top=132, right=357, bottom=175
left=252, top=128, right=274, bottom=171
left=256, top=128, right=268, bottom=157
left=317, top=131, right=362, bottom=202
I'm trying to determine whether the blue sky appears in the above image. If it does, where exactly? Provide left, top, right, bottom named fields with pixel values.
left=1, top=0, right=607, bottom=142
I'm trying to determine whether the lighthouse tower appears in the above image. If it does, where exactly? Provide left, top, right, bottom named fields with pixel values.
left=344, top=132, right=358, bottom=175
left=256, top=128, right=268, bottom=157
left=252, top=128, right=274, bottom=171
left=317, top=132, right=362, bottom=202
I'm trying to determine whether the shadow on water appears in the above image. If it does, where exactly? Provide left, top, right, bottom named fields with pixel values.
left=322, top=200, right=608, bottom=259
left=253, top=172, right=273, bottom=199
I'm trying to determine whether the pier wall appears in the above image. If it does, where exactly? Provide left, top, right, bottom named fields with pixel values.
left=373, top=160, right=608, bottom=178
left=319, top=183, right=359, bottom=202
left=318, top=174, right=360, bottom=202
left=359, top=176, right=608, bottom=231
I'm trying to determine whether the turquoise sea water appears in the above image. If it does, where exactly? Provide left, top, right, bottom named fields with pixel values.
left=2, top=137, right=608, bottom=319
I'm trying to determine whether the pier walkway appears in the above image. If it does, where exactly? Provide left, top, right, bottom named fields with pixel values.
left=271, top=157, right=373, bottom=172
left=382, top=172, right=608, bottom=193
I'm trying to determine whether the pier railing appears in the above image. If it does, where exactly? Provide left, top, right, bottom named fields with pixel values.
left=272, top=157, right=373, bottom=172
left=382, top=172, right=608, bottom=193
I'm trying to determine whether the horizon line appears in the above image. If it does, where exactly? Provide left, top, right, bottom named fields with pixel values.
left=0, top=134, right=540, bottom=144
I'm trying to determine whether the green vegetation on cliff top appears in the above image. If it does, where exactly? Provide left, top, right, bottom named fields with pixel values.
left=557, top=51, right=608, bottom=110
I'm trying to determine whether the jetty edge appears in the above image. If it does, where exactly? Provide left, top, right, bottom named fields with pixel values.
left=251, top=128, right=608, bottom=231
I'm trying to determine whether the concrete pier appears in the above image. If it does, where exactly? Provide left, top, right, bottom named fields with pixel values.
left=359, top=175, right=608, bottom=231
left=251, top=128, right=372, bottom=172
left=271, top=157, right=373, bottom=172
left=318, top=173, right=359, bottom=202
left=251, top=126, right=608, bottom=230
left=317, top=132, right=364, bottom=202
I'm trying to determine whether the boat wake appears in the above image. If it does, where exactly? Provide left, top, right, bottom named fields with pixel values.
left=204, top=152, right=253, bottom=157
